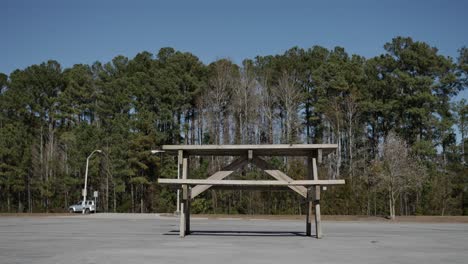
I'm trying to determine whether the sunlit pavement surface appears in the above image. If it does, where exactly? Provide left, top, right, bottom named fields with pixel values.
left=0, top=213, right=467, bottom=264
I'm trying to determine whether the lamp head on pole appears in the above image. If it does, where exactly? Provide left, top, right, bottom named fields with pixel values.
left=150, top=150, right=165, bottom=154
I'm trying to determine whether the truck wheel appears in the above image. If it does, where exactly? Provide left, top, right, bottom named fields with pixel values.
left=85, top=208, right=90, bottom=214
left=69, top=209, right=74, bottom=214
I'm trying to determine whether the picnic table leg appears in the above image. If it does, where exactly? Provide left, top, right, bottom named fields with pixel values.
left=312, top=157, right=322, bottom=239
left=180, top=154, right=189, bottom=238
left=306, top=188, right=312, bottom=236
left=186, top=188, right=191, bottom=235
left=179, top=190, right=185, bottom=237
left=314, top=186, right=322, bottom=238
left=306, top=156, right=314, bottom=237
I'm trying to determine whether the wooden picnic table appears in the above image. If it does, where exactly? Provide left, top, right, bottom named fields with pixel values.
left=157, top=144, right=345, bottom=238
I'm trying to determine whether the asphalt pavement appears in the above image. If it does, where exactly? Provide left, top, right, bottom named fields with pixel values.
left=0, top=213, right=467, bottom=264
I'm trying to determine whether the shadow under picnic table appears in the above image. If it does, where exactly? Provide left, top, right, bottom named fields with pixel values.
left=164, top=229, right=311, bottom=237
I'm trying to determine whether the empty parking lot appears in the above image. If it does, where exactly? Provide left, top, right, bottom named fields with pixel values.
left=0, top=214, right=467, bottom=264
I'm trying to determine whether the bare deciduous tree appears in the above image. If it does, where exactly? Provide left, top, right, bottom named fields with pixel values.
left=273, top=71, right=303, bottom=143
left=203, top=59, right=237, bottom=145
left=257, top=67, right=276, bottom=144
left=372, top=132, right=427, bottom=220
left=343, top=94, right=359, bottom=178
left=323, top=97, right=343, bottom=178
left=231, top=61, right=259, bottom=144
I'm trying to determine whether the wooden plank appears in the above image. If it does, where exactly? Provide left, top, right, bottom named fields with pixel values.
left=264, top=170, right=307, bottom=198
left=165, top=185, right=322, bottom=191
left=252, top=157, right=306, bottom=197
left=158, top=179, right=345, bottom=186
left=312, top=158, right=318, bottom=181
left=190, top=157, right=248, bottom=198
left=178, top=150, right=183, bottom=165
left=163, top=144, right=338, bottom=151
left=200, top=185, right=299, bottom=191
left=162, top=144, right=338, bottom=156
left=191, top=171, right=233, bottom=198
left=283, top=180, right=344, bottom=185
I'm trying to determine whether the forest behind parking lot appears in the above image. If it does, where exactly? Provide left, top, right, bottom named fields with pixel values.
left=0, top=36, right=467, bottom=217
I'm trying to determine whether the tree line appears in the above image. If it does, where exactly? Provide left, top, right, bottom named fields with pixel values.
left=0, top=36, right=467, bottom=216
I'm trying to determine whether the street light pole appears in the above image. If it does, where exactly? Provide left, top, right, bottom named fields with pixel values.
left=82, top=149, right=102, bottom=214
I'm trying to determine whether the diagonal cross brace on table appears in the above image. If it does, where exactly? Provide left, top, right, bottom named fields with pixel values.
left=157, top=144, right=345, bottom=239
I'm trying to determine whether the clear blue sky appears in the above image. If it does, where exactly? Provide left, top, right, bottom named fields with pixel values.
left=2, top=0, right=467, bottom=77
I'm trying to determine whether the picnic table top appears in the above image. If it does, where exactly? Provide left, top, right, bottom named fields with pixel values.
left=161, top=144, right=337, bottom=156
